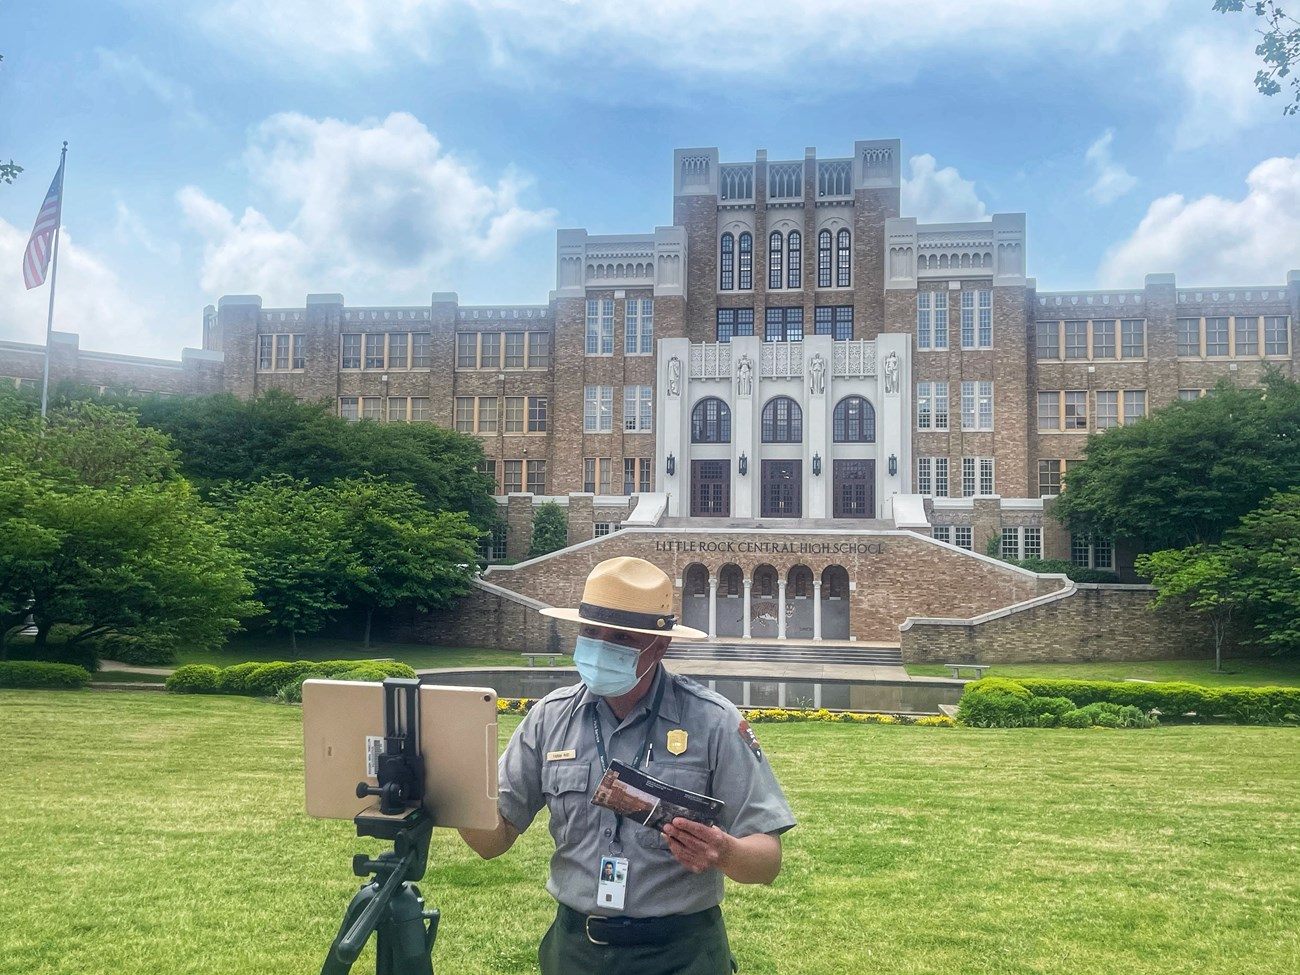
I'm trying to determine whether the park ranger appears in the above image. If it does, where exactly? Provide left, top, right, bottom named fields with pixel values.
left=459, top=556, right=796, bottom=975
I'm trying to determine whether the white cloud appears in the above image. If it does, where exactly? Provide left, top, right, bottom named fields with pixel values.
left=901, top=155, right=988, bottom=223
left=0, top=220, right=179, bottom=358
left=190, top=0, right=1174, bottom=75
left=179, top=112, right=556, bottom=303
left=1098, top=154, right=1300, bottom=287
left=1167, top=26, right=1277, bottom=149
left=95, top=48, right=207, bottom=127
left=1085, top=130, right=1136, bottom=205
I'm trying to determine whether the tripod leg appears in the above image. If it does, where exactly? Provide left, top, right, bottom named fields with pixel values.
left=322, top=883, right=379, bottom=975
left=374, top=883, right=435, bottom=975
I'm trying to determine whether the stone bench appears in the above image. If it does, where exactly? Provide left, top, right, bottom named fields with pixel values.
left=945, top=663, right=990, bottom=679
left=521, top=653, right=561, bottom=667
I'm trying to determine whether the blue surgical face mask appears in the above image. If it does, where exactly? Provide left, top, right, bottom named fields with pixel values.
left=573, top=635, right=644, bottom=697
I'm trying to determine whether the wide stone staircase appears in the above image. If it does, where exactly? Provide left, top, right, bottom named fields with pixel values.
left=664, top=641, right=903, bottom=667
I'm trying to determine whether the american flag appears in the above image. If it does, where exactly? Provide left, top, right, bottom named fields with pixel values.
left=23, top=158, right=65, bottom=290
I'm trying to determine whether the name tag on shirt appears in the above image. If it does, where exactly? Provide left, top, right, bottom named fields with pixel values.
left=596, top=856, right=628, bottom=911
left=546, top=749, right=576, bottom=761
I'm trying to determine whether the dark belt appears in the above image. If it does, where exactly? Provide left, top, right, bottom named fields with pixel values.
left=557, top=903, right=722, bottom=947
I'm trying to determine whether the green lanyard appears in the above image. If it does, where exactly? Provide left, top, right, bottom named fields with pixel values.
left=591, top=674, right=665, bottom=849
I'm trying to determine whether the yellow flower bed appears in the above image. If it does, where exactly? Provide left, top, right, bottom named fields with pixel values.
left=492, top=698, right=954, bottom=727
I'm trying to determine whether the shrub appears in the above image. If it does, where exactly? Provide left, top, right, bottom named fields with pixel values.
left=1014, top=679, right=1300, bottom=725
left=0, top=660, right=91, bottom=689
left=1059, top=702, right=1157, bottom=729
left=243, top=661, right=320, bottom=697
left=1028, top=695, right=1077, bottom=727
left=216, top=662, right=264, bottom=695
left=956, top=676, right=1035, bottom=728
left=312, top=659, right=418, bottom=681
left=276, top=671, right=328, bottom=704
left=1011, top=557, right=1119, bottom=583
left=165, top=664, right=222, bottom=694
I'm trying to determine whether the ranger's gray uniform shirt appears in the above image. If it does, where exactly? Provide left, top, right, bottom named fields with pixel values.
left=497, top=667, right=796, bottom=918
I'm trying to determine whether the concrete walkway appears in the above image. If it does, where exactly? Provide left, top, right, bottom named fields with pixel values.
left=97, top=660, right=175, bottom=676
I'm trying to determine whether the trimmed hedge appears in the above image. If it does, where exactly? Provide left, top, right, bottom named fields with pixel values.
left=165, top=664, right=222, bottom=694
left=957, top=676, right=1300, bottom=727
left=0, top=660, right=92, bottom=689
left=1013, top=678, right=1300, bottom=724
left=163, top=659, right=419, bottom=698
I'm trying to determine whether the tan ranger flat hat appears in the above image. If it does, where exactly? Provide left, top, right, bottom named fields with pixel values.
left=540, top=556, right=708, bottom=640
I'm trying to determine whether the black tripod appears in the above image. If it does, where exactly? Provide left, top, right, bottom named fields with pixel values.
left=322, top=679, right=441, bottom=975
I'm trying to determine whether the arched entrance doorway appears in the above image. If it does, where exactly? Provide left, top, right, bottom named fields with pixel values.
left=681, top=563, right=709, bottom=634
left=787, top=565, right=814, bottom=639
left=820, top=565, right=850, bottom=639
left=750, top=564, right=779, bottom=638
left=717, top=563, right=744, bottom=637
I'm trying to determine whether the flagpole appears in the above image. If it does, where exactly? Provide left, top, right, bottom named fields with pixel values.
left=39, top=141, right=69, bottom=424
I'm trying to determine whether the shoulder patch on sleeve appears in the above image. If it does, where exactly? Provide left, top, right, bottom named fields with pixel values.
left=738, top=719, right=763, bottom=761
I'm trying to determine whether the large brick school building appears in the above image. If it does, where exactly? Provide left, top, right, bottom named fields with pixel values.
left=5, top=139, right=1297, bottom=653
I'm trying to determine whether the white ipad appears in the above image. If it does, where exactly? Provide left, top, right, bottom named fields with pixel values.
left=302, top=680, right=500, bottom=829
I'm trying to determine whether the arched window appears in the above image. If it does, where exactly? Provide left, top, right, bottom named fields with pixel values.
left=787, top=230, right=801, bottom=289
left=754, top=565, right=777, bottom=598
left=789, top=565, right=813, bottom=598
left=837, top=229, right=851, bottom=287
left=692, top=397, right=732, bottom=443
left=833, top=396, right=876, bottom=443
left=720, top=563, right=743, bottom=597
left=761, top=396, right=803, bottom=443
left=720, top=233, right=734, bottom=291
left=817, top=229, right=832, bottom=288
left=768, top=231, right=783, bottom=289
left=738, top=232, right=753, bottom=290
left=685, top=563, right=709, bottom=598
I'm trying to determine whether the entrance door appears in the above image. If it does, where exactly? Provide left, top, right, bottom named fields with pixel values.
left=761, top=460, right=802, bottom=518
left=833, top=459, right=875, bottom=518
left=691, top=460, right=731, bottom=517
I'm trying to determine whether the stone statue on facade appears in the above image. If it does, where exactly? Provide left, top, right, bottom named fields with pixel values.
left=808, top=353, right=826, bottom=396
left=667, top=356, right=682, bottom=398
left=736, top=355, right=753, bottom=397
left=883, top=351, right=899, bottom=395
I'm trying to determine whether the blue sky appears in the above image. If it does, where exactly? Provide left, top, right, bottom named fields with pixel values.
left=2, top=1, right=1299, bottom=358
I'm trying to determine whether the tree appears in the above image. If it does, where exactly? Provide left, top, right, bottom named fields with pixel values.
left=0, top=56, right=20, bottom=184
left=328, top=477, right=482, bottom=648
left=215, top=478, right=354, bottom=651
left=1217, top=490, right=1300, bottom=655
left=1216, top=1, right=1300, bottom=114
left=0, top=395, right=256, bottom=660
left=3, top=472, right=256, bottom=657
left=1054, top=374, right=1300, bottom=552
left=527, top=502, right=569, bottom=559
left=1135, top=546, right=1238, bottom=672
left=131, top=391, right=500, bottom=530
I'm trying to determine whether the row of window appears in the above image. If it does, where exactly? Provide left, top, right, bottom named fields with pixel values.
left=1036, top=319, right=1146, bottom=361
left=1037, top=390, right=1146, bottom=432
left=930, top=524, right=1111, bottom=568
left=341, top=332, right=435, bottom=370
left=716, top=306, right=854, bottom=342
left=585, top=299, right=654, bottom=356
left=581, top=457, right=654, bottom=494
left=720, top=229, right=851, bottom=291
left=1176, top=316, right=1289, bottom=358
left=583, top=386, right=654, bottom=433
left=1038, top=459, right=1079, bottom=496
left=257, top=333, right=306, bottom=371
left=915, top=456, right=995, bottom=498
left=690, top=396, right=877, bottom=444
left=917, top=290, right=993, bottom=350
left=479, top=458, right=548, bottom=495
left=454, top=396, right=549, bottom=434
left=916, top=382, right=994, bottom=432
left=455, top=331, right=551, bottom=370
left=1034, top=316, right=1291, bottom=361
left=340, top=396, right=432, bottom=422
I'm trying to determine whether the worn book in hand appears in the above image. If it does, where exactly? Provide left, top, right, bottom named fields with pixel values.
left=590, top=759, right=725, bottom=832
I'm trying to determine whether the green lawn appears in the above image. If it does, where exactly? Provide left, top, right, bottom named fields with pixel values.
left=1, top=691, right=1297, bottom=974
left=907, top=656, right=1300, bottom=687
left=171, top=635, right=570, bottom=670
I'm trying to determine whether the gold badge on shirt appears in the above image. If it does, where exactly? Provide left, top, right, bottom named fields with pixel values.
left=666, top=729, right=688, bottom=755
